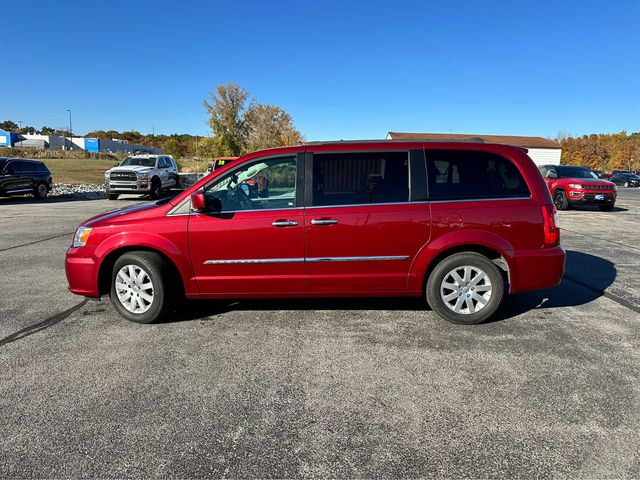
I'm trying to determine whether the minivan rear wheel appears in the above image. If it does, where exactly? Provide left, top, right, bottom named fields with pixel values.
left=110, top=251, right=176, bottom=323
left=426, top=252, right=504, bottom=325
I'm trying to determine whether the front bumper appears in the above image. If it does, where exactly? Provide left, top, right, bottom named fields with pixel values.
left=567, top=191, right=616, bottom=205
left=66, top=247, right=100, bottom=297
left=105, top=180, right=151, bottom=193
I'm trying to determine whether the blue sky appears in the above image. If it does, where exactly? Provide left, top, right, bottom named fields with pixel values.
left=2, top=0, right=638, bottom=140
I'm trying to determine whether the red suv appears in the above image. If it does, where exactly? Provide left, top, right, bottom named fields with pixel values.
left=66, top=141, right=565, bottom=325
left=539, top=165, right=617, bottom=211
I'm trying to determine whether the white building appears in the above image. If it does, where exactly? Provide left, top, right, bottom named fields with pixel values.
left=8, top=133, right=161, bottom=154
left=386, top=132, right=561, bottom=166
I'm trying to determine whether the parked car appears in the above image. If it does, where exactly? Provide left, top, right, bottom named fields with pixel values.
left=67, top=141, right=565, bottom=325
left=602, top=169, right=637, bottom=180
left=104, top=154, right=178, bottom=200
left=538, top=165, right=617, bottom=211
left=207, top=156, right=239, bottom=173
left=0, top=158, right=53, bottom=199
left=592, top=170, right=605, bottom=179
left=609, top=172, right=640, bottom=188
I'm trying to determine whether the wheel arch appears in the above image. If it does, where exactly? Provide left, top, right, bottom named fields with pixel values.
left=94, top=232, right=194, bottom=297
left=408, top=231, right=515, bottom=294
left=97, top=245, right=186, bottom=298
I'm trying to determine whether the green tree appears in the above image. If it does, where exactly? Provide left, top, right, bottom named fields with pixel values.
left=163, top=137, right=185, bottom=159
left=203, top=82, right=250, bottom=156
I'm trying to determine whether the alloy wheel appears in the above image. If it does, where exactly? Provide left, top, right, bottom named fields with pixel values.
left=115, top=264, right=154, bottom=314
left=440, top=265, right=492, bottom=315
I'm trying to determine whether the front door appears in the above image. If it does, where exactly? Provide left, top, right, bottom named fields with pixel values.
left=188, top=154, right=305, bottom=296
left=304, top=150, right=430, bottom=293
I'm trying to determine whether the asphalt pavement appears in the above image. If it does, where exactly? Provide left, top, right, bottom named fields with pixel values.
left=1, top=190, right=640, bottom=477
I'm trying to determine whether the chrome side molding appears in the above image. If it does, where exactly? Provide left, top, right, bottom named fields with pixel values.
left=203, top=255, right=410, bottom=265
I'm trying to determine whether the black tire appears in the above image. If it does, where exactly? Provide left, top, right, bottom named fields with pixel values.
left=110, top=251, right=177, bottom=324
left=107, top=193, right=119, bottom=200
left=553, top=190, right=569, bottom=210
left=150, top=178, right=161, bottom=199
left=34, top=182, right=49, bottom=199
left=599, top=205, right=615, bottom=212
left=426, top=252, right=505, bottom=325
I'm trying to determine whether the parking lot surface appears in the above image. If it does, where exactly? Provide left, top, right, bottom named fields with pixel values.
left=1, top=190, right=640, bottom=477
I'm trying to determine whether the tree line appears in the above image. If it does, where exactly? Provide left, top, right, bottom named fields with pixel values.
left=559, top=132, right=640, bottom=172
left=5, top=86, right=638, bottom=171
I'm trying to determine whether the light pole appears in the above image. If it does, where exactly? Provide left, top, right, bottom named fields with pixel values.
left=66, top=109, right=72, bottom=150
left=151, top=126, right=155, bottom=136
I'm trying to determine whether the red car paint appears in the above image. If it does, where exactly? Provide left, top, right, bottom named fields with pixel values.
left=66, top=142, right=565, bottom=303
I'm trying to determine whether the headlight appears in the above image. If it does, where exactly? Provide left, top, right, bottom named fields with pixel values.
left=138, top=173, right=150, bottom=181
left=568, top=183, right=583, bottom=189
left=73, top=226, right=92, bottom=248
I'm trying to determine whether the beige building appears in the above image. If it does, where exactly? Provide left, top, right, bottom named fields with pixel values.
left=386, top=132, right=561, bottom=166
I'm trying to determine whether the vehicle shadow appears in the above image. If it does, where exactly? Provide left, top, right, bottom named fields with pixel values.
left=163, top=249, right=616, bottom=324
left=568, top=205, right=628, bottom=212
left=492, top=249, right=616, bottom=321
left=0, top=195, right=107, bottom=204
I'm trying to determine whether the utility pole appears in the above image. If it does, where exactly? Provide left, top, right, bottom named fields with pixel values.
left=151, top=126, right=155, bottom=136
left=18, top=120, right=23, bottom=130
left=66, top=109, right=72, bottom=150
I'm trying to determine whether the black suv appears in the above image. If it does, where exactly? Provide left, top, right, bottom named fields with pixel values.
left=0, top=158, right=53, bottom=199
left=610, top=172, right=640, bottom=188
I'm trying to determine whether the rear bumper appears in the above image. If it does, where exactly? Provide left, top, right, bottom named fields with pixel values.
left=510, top=246, right=566, bottom=293
left=66, top=249, right=100, bottom=297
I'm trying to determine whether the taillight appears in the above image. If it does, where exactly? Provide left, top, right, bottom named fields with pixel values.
left=541, top=204, right=560, bottom=247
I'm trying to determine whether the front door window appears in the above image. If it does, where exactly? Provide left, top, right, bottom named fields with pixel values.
left=204, top=156, right=297, bottom=212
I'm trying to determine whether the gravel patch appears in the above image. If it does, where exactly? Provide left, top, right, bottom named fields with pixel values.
left=50, top=183, right=106, bottom=200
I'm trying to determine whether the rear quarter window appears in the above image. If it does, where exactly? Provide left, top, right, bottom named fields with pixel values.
left=426, top=150, right=530, bottom=201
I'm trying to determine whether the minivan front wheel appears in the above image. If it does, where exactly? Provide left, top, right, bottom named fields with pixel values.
left=426, top=252, right=504, bottom=325
left=110, top=251, right=176, bottom=323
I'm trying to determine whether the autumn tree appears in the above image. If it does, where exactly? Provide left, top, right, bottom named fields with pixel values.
left=203, top=82, right=304, bottom=156
left=560, top=132, right=640, bottom=171
left=163, top=137, right=185, bottom=159
left=0, top=120, right=18, bottom=132
left=245, top=103, right=304, bottom=152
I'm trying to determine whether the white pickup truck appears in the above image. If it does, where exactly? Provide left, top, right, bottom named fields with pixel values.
left=104, top=154, right=180, bottom=200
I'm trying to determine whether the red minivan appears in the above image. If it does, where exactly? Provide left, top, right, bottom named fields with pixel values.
left=66, top=141, right=565, bottom=325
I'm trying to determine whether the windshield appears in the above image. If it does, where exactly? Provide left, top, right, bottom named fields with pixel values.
left=556, top=166, right=599, bottom=179
left=119, top=157, right=156, bottom=167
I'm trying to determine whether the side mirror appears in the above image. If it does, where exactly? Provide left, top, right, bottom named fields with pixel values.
left=191, top=192, right=206, bottom=212
left=547, top=171, right=558, bottom=179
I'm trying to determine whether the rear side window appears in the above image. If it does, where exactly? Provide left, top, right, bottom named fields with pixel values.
left=35, top=162, right=49, bottom=173
left=312, top=151, right=409, bottom=206
left=12, top=161, right=29, bottom=173
left=426, top=150, right=530, bottom=201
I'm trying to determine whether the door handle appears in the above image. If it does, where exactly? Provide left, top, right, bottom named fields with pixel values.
left=272, top=220, right=298, bottom=227
left=311, top=218, right=338, bottom=226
